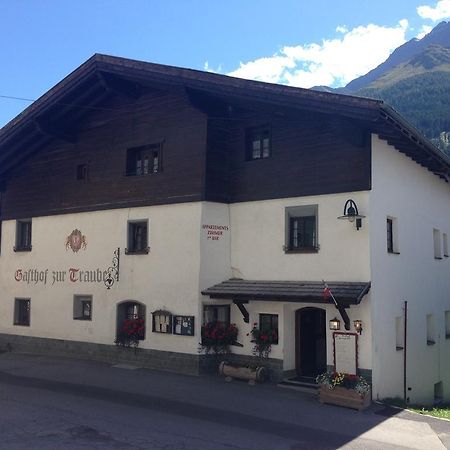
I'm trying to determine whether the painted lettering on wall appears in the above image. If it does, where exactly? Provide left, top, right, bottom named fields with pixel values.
left=202, top=224, right=229, bottom=241
left=14, top=268, right=109, bottom=285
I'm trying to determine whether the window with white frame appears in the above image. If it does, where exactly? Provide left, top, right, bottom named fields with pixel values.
left=433, top=229, right=442, bottom=259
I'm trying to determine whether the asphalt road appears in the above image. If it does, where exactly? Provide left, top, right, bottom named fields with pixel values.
left=0, top=353, right=448, bottom=449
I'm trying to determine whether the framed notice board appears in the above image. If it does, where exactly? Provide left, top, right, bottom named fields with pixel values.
left=333, top=332, right=358, bottom=375
left=173, top=315, right=195, bottom=336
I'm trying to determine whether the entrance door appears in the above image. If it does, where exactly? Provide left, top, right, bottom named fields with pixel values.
left=296, top=308, right=327, bottom=377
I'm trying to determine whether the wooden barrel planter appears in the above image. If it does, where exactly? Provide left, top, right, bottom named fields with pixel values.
left=218, top=361, right=267, bottom=383
left=318, top=385, right=371, bottom=411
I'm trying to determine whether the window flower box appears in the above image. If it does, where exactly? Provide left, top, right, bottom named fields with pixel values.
left=318, top=385, right=371, bottom=411
left=316, top=372, right=371, bottom=411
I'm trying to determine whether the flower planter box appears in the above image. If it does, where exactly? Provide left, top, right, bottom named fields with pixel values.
left=218, top=361, right=267, bottom=383
left=318, top=385, right=371, bottom=411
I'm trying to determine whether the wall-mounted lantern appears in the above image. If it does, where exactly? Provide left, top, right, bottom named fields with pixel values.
left=337, top=199, right=365, bottom=230
left=329, top=317, right=341, bottom=331
left=354, top=319, right=363, bottom=335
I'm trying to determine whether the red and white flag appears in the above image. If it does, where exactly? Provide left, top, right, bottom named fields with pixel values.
left=323, top=285, right=331, bottom=300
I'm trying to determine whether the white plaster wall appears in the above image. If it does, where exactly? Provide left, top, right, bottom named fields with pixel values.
left=370, top=135, right=450, bottom=404
left=229, top=192, right=370, bottom=281
left=0, top=202, right=203, bottom=354
left=227, top=194, right=372, bottom=371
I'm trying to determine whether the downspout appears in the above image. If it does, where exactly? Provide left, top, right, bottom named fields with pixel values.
left=403, top=300, right=408, bottom=404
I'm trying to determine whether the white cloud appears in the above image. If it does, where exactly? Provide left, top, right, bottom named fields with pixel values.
left=417, top=0, right=450, bottom=21
left=336, top=25, right=348, bottom=34
left=416, top=24, right=433, bottom=38
left=227, top=20, right=408, bottom=89
left=204, top=61, right=222, bottom=73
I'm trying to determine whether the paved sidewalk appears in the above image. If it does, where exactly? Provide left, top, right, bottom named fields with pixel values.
left=0, top=352, right=448, bottom=449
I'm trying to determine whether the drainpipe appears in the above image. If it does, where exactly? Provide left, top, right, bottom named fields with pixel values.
left=403, top=300, right=408, bottom=404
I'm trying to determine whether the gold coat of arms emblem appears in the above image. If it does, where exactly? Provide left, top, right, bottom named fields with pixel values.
left=65, top=229, right=87, bottom=252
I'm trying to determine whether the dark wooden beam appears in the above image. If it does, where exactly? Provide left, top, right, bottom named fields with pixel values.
left=233, top=300, right=250, bottom=323
left=34, top=117, right=77, bottom=143
left=97, top=71, right=141, bottom=99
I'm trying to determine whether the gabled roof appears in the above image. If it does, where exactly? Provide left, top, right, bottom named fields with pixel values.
left=202, top=279, right=371, bottom=306
left=1, top=53, right=449, bottom=180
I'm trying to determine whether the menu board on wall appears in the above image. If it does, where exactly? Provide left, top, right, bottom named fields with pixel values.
left=333, top=332, right=358, bottom=375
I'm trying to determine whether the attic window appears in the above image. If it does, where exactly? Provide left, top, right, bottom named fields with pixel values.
left=126, top=143, right=162, bottom=176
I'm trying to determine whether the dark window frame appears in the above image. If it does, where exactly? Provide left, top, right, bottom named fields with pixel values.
left=117, top=301, right=146, bottom=341
left=14, top=219, right=32, bottom=252
left=14, top=298, right=30, bottom=326
left=202, top=304, right=230, bottom=326
left=76, top=163, right=88, bottom=181
left=152, top=310, right=173, bottom=334
left=125, top=220, right=149, bottom=254
left=387, top=218, right=394, bottom=253
left=259, top=313, right=279, bottom=345
left=73, top=295, right=92, bottom=321
left=126, top=143, right=162, bottom=176
left=285, top=205, right=318, bottom=253
left=245, top=124, right=271, bottom=161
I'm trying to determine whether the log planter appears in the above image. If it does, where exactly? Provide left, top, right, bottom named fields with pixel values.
left=218, top=361, right=267, bottom=383
left=318, top=385, right=371, bottom=411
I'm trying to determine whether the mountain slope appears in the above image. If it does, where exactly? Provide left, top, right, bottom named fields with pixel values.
left=342, top=21, right=450, bottom=93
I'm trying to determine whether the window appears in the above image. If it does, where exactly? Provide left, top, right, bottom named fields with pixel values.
left=76, top=164, right=88, bottom=181
left=427, top=314, right=435, bottom=345
left=285, top=205, right=318, bottom=252
left=73, top=295, right=92, bottom=320
left=386, top=216, right=399, bottom=254
left=445, top=311, right=450, bottom=339
left=203, top=305, right=230, bottom=326
left=259, top=313, right=279, bottom=344
left=433, top=229, right=442, bottom=259
left=126, top=143, right=162, bottom=176
left=14, top=298, right=30, bottom=326
left=14, top=219, right=32, bottom=252
left=125, top=220, right=149, bottom=254
left=443, top=233, right=448, bottom=257
left=246, top=125, right=271, bottom=160
left=387, top=218, right=393, bottom=253
left=116, top=301, right=146, bottom=340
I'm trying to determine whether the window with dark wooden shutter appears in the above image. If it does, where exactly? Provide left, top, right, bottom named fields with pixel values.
left=14, top=220, right=32, bottom=252
left=125, top=220, right=149, bottom=254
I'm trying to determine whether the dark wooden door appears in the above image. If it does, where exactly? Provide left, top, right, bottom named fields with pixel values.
left=296, top=308, right=327, bottom=377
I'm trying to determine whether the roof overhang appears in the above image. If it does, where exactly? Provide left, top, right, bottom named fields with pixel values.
left=201, top=279, right=371, bottom=307
left=1, top=53, right=449, bottom=181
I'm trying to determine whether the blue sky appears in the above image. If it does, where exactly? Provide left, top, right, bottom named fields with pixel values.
left=1, top=0, right=450, bottom=127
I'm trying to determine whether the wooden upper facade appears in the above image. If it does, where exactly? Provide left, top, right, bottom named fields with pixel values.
left=0, top=54, right=449, bottom=220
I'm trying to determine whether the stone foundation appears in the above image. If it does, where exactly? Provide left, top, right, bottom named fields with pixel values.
left=0, top=333, right=201, bottom=375
left=0, top=333, right=285, bottom=380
